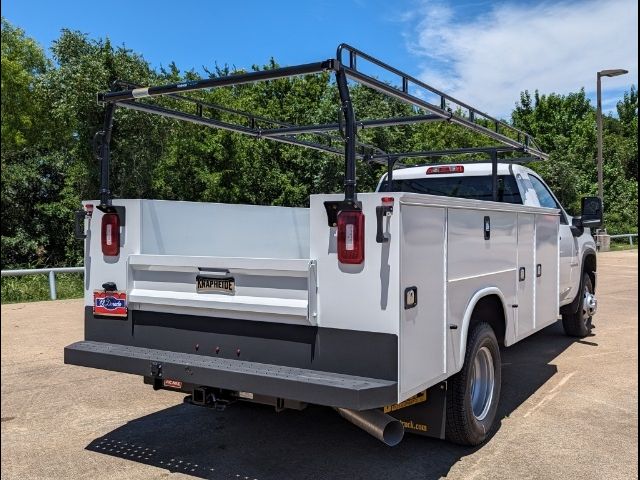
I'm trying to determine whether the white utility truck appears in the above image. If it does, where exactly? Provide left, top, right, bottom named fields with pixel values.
left=65, top=45, right=602, bottom=446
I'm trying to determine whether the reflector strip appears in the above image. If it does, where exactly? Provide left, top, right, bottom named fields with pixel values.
left=105, top=224, right=113, bottom=245
left=345, top=224, right=355, bottom=250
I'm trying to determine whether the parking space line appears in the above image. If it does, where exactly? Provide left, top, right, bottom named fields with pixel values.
left=523, top=371, right=576, bottom=418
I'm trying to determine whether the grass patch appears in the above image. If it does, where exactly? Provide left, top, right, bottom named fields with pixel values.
left=609, top=241, right=638, bottom=251
left=1, top=273, right=84, bottom=304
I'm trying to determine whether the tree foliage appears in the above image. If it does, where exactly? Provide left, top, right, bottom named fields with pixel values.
left=512, top=89, right=638, bottom=230
left=1, top=18, right=637, bottom=268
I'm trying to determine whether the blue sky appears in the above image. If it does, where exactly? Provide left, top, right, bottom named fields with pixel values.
left=4, top=0, right=638, bottom=116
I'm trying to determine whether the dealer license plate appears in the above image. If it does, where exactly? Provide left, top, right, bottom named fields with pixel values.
left=93, top=290, right=128, bottom=317
left=196, top=276, right=235, bottom=295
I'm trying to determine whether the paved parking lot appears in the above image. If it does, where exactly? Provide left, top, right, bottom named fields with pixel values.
left=1, top=250, right=637, bottom=480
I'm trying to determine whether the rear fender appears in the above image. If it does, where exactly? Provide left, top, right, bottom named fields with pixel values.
left=457, top=287, right=509, bottom=371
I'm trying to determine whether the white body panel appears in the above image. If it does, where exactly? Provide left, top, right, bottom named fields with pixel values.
left=399, top=204, right=447, bottom=398
left=84, top=179, right=561, bottom=403
left=516, top=214, right=536, bottom=339
left=309, top=194, right=401, bottom=335
left=395, top=194, right=558, bottom=398
left=535, top=214, right=561, bottom=329
left=84, top=200, right=314, bottom=326
left=384, top=163, right=596, bottom=308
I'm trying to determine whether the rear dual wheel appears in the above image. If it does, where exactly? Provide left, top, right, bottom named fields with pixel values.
left=446, top=322, right=501, bottom=446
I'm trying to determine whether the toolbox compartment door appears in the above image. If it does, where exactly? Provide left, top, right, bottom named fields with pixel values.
left=399, top=204, right=447, bottom=399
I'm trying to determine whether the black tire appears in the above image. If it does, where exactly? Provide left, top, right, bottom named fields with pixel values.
left=562, top=273, right=594, bottom=337
left=446, top=322, right=501, bottom=446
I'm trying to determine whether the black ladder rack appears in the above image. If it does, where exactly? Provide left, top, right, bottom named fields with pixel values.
left=336, top=44, right=546, bottom=160
left=94, top=44, right=548, bottom=210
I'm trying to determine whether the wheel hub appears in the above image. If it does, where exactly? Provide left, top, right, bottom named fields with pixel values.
left=470, top=346, right=495, bottom=421
left=583, top=290, right=597, bottom=318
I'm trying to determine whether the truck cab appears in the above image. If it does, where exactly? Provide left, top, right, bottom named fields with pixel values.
left=376, top=162, right=598, bottom=317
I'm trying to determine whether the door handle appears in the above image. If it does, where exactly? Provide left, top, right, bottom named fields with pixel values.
left=376, top=205, right=392, bottom=243
left=74, top=210, right=87, bottom=239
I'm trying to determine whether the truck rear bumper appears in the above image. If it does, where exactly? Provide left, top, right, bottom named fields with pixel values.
left=64, top=341, right=397, bottom=410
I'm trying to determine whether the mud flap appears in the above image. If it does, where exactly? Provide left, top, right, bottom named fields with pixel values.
left=383, top=381, right=447, bottom=439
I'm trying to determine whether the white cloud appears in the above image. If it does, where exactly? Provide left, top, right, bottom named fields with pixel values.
left=404, top=0, right=638, bottom=116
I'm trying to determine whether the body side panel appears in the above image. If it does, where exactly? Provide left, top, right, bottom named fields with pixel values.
left=398, top=204, right=447, bottom=400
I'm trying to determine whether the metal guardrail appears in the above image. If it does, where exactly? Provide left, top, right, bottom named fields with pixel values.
left=1, top=234, right=637, bottom=301
left=610, top=234, right=638, bottom=245
left=1, top=267, right=84, bottom=300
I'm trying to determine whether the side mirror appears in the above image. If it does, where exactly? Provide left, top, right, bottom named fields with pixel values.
left=571, top=216, right=584, bottom=236
left=580, top=196, right=603, bottom=228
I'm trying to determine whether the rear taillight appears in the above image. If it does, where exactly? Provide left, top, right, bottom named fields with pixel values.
left=337, top=210, right=365, bottom=264
left=101, top=213, right=120, bottom=256
left=426, top=165, right=464, bottom=174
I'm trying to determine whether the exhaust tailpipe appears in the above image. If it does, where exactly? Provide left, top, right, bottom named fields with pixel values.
left=336, top=408, right=404, bottom=446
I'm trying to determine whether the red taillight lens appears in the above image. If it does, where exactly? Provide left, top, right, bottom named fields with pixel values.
left=426, top=165, right=464, bottom=174
left=337, top=210, right=365, bottom=264
left=101, top=213, right=120, bottom=256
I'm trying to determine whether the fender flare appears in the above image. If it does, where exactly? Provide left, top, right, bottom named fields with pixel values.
left=583, top=248, right=597, bottom=291
left=560, top=248, right=597, bottom=316
left=457, top=287, right=509, bottom=370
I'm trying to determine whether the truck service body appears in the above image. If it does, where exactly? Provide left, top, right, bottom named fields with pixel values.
left=65, top=44, right=602, bottom=446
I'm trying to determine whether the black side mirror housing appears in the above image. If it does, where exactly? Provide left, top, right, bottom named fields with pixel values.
left=570, top=216, right=584, bottom=237
left=580, top=196, right=603, bottom=228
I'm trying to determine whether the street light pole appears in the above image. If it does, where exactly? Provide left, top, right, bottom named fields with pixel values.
left=596, top=73, right=603, bottom=203
left=596, top=69, right=628, bottom=205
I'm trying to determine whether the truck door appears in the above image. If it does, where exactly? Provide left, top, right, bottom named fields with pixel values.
left=516, top=213, right=535, bottom=339
left=525, top=174, right=577, bottom=303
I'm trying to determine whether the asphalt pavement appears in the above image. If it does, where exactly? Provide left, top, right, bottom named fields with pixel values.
left=1, top=249, right=637, bottom=480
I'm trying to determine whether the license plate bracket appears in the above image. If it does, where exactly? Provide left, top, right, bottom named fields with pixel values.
left=196, top=276, right=236, bottom=295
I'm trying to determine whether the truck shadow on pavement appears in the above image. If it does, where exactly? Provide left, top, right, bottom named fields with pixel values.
left=86, top=322, right=577, bottom=480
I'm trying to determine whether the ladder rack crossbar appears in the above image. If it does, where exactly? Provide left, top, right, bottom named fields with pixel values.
left=336, top=43, right=546, bottom=160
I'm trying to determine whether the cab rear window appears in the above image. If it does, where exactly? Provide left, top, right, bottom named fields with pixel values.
left=379, top=175, right=523, bottom=204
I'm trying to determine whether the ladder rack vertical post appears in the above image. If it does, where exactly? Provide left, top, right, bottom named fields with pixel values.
left=98, top=102, right=116, bottom=209
left=336, top=67, right=358, bottom=203
left=490, top=150, right=498, bottom=202
left=387, top=157, right=394, bottom=192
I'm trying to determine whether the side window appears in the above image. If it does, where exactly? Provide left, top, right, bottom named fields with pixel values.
left=528, top=175, right=568, bottom=224
left=528, top=175, right=558, bottom=209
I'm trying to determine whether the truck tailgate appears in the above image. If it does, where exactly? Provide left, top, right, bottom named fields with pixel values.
left=128, top=254, right=317, bottom=324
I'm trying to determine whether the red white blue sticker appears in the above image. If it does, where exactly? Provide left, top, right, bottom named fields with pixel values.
left=93, top=290, right=128, bottom=317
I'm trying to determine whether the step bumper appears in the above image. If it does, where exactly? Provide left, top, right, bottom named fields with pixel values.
left=64, top=341, right=397, bottom=410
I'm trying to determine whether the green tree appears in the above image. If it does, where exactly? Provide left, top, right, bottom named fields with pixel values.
left=0, top=19, right=48, bottom=151
left=1, top=17, right=637, bottom=269
left=512, top=88, right=637, bottom=233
